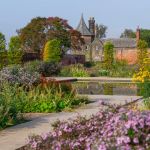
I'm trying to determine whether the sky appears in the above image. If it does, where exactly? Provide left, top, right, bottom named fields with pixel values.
left=0, top=0, right=150, bottom=43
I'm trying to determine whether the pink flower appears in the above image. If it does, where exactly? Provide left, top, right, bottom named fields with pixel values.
left=31, top=141, right=37, bottom=148
left=98, top=144, right=107, bottom=150
left=58, top=131, right=62, bottom=136
left=133, top=137, right=139, bottom=144
left=72, top=142, right=80, bottom=148
left=52, top=131, right=57, bottom=137
left=139, top=118, right=145, bottom=128
left=107, top=131, right=113, bottom=137
left=41, top=133, right=48, bottom=140
left=117, top=136, right=130, bottom=145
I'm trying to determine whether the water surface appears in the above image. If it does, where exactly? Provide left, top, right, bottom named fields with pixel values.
left=73, top=82, right=140, bottom=96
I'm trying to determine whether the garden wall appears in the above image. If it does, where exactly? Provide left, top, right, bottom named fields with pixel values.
left=115, top=49, right=138, bottom=64
left=115, top=49, right=150, bottom=64
left=61, top=54, right=85, bottom=65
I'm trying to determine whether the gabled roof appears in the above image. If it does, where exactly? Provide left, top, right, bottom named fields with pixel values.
left=91, top=38, right=103, bottom=46
left=76, top=14, right=92, bottom=36
left=102, top=38, right=136, bottom=48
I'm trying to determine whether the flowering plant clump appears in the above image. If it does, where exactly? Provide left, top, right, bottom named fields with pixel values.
left=133, top=57, right=150, bottom=108
left=0, top=65, right=40, bottom=87
left=19, top=103, right=150, bottom=150
left=133, top=57, right=150, bottom=83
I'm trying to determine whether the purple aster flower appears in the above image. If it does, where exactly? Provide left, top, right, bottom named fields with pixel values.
left=133, top=137, right=139, bottom=144
left=31, top=141, right=37, bottom=149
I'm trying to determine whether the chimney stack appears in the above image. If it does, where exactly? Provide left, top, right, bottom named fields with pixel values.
left=136, top=26, right=140, bottom=43
left=89, top=17, right=95, bottom=36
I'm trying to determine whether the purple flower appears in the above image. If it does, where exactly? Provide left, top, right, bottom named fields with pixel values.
left=58, top=131, right=62, bottom=136
left=25, top=105, right=150, bottom=150
left=41, top=133, right=48, bottom=140
left=133, top=137, right=139, bottom=144
left=52, top=131, right=57, bottom=137
left=72, top=142, right=80, bottom=148
left=98, top=144, right=107, bottom=150
left=31, top=141, right=37, bottom=149
left=117, top=136, right=130, bottom=145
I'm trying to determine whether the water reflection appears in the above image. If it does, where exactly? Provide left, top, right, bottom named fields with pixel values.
left=73, top=82, right=139, bottom=96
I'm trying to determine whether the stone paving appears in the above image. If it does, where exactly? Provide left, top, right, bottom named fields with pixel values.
left=45, top=77, right=134, bottom=83
left=0, top=95, right=141, bottom=150
left=77, top=77, right=133, bottom=83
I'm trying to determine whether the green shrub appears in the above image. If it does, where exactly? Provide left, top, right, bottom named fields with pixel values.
left=39, top=62, right=61, bottom=77
left=23, top=85, right=83, bottom=113
left=0, top=81, right=87, bottom=129
left=137, top=40, right=148, bottom=67
left=0, top=83, right=23, bottom=129
left=137, top=82, right=150, bottom=109
left=110, top=60, right=136, bottom=77
left=23, top=60, right=42, bottom=73
left=8, top=36, right=21, bottom=52
left=98, top=69, right=110, bottom=76
left=70, top=64, right=89, bottom=77
left=0, top=32, right=6, bottom=52
left=84, top=62, right=95, bottom=68
left=60, top=66, right=71, bottom=77
left=0, top=51, right=7, bottom=69
left=7, top=50, right=23, bottom=65
left=0, top=82, right=87, bottom=115
left=43, top=39, right=61, bottom=63
left=103, top=42, right=114, bottom=70
left=60, top=64, right=89, bottom=77
left=133, top=57, right=150, bottom=109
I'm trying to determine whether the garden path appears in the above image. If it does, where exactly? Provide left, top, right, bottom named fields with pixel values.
left=0, top=95, right=141, bottom=150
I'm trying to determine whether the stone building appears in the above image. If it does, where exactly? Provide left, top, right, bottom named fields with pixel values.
left=75, top=15, right=141, bottom=64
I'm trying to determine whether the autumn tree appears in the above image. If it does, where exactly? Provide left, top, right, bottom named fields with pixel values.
left=70, top=29, right=85, bottom=50
left=95, top=24, right=107, bottom=39
left=43, top=39, right=61, bottom=62
left=18, top=17, right=72, bottom=53
left=0, top=32, right=6, bottom=51
left=120, top=29, right=136, bottom=38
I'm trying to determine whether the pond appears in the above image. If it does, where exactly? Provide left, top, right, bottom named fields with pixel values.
left=72, top=82, right=141, bottom=96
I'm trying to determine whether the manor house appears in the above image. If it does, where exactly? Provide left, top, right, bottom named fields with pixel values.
left=74, top=15, right=140, bottom=64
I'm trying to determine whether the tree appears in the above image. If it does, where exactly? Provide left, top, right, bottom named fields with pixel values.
left=70, top=29, right=85, bottom=50
left=120, top=29, right=136, bottom=38
left=9, top=36, right=21, bottom=51
left=7, top=36, right=23, bottom=64
left=0, top=32, right=6, bottom=51
left=103, top=42, right=114, bottom=70
left=140, top=29, right=150, bottom=47
left=95, top=24, right=107, bottom=39
left=43, top=39, right=61, bottom=62
left=137, top=40, right=148, bottom=67
left=18, top=17, right=72, bottom=53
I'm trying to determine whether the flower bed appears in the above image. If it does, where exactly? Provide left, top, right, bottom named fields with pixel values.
left=18, top=103, right=150, bottom=150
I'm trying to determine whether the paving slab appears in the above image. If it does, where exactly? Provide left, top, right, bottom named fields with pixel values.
left=0, top=95, right=141, bottom=150
left=45, top=77, right=77, bottom=82
left=77, top=77, right=134, bottom=83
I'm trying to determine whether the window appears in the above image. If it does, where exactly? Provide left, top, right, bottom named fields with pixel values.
left=96, top=46, right=99, bottom=51
left=86, top=45, right=89, bottom=50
